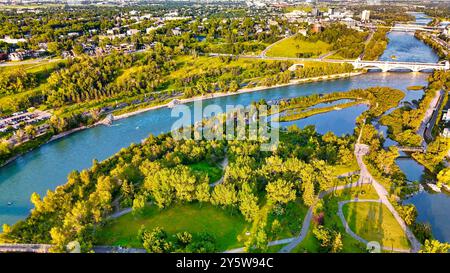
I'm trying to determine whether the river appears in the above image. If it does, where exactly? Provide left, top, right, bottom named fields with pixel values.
left=0, top=13, right=449, bottom=243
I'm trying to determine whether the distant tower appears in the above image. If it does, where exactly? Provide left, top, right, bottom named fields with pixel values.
left=361, top=10, right=371, bottom=22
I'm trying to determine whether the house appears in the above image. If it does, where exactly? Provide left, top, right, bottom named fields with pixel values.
left=67, top=32, right=80, bottom=38
left=443, top=110, right=450, bottom=122
left=126, top=29, right=140, bottom=36
left=0, top=35, right=27, bottom=44
left=443, top=128, right=450, bottom=138
left=8, top=52, right=24, bottom=61
left=298, top=29, right=308, bottom=36
left=172, top=27, right=182, bottom=36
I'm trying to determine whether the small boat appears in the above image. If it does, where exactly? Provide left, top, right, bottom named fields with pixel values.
left=391, top=55, right=397, bottom=60
left=7, top=202, right=13, bottom=206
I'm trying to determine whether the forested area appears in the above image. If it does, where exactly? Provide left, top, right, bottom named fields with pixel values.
left=278, top=87, right=405, bottom=122
left=380, top=71, right=450, bottom=147
left=363, top=28, right=389, bottom=61
left=0, top=119, right=356, bottom=253
left=0, top=68, right=37, bottom=97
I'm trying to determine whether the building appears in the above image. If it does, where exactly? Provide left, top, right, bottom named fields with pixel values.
left=126, top=29, right=140, bottom=36
left=171, top=27, right=182, bottom=36
left=361, top=10, right=371, bottom=22
left=443, top=128, right=450, bottom=138
left=0, top=35, right=27, bottom=44
left=328, top=8, right=335, bottom=16
left=311, top=8, right=320, bottom=17
left=443, top=110, right=450, bottom=122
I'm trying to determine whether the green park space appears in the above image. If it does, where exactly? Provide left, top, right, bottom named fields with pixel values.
left=265, top=36, right=331, bottom=58
left=94, top=203, right=250, bottom=251
left=188, top=161, right=223, bottom=184
left=343, top=202, right=410, bottom=251
left=293, top=185, right=379, bottom=253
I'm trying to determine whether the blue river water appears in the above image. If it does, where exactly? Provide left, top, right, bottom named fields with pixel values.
left=0, top=13, right=449, bottom=244
left=0, top=73, right=429, bottom=227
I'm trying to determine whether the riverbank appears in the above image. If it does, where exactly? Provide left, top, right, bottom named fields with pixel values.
left=114, top=71, right=365, bottom=121
left=0, top=71, right=364, bottom=169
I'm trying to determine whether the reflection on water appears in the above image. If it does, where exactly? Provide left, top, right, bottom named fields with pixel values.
left=278, top=104, right=369, bottom=136
left=379, top=32, right=440, bottom=63
left=395, top=158, right=425, bottom=182
left=404, top=191, right=450, bottom=243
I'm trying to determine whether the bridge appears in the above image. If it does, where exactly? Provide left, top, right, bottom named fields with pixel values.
left=374, top=24, right=443, bottom=33
left=208, top=54, right=449, bottom=73
left=351, top=59, right=449, bottom=72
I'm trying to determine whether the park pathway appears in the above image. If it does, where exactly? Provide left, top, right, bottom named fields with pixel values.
left=337, top=199, right=410, bottom=253
left=210, top=156, right=229, bottom=187
left=353, top=141, right=422, bottom=252
left=260, top=34, right=295, bottom=58
left=277, top=180, right=370, bottom=253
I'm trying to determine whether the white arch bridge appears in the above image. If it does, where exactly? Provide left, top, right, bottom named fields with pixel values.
left=351, top=60, right=449, bottom=72
left=374, top=24, right=443, bottom=33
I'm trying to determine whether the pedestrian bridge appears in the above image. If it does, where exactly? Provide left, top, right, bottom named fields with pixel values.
left=351, top=60, right=449, bottom=72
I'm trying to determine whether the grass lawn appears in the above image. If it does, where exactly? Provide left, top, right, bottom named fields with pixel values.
left=265, top=243, right=288, bottom=253
left=94, top=203, right=249, bottom=251
left=332, top=161, right=359, bottom=177
left=343, top=202, right=410, bottom=251
left=293, top=184, right=378, bottom=253
left=265, top=36, right=331, bottom=58
left=270, top=198, right=309, bottom=240
left=188, top=161, right=223, bottom=184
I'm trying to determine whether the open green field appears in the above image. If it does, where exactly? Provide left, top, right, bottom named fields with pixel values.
left=265, top=36, right=331, bottom=58
left=94, top=203, right=250, bottom=251
left=188, top=161, right=223, bottom=184
left=293, top=185, right=378, bottom=253
left=343, top=202, right=410, bottom=251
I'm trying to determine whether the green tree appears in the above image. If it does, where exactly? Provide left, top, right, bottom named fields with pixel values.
left=211, top=183, right=238, bottom=208
left=140, top=227, right=173, bottom=253
left=420, top=239, right=450, bottom=253
left=266, top=179, right=296, bottom=205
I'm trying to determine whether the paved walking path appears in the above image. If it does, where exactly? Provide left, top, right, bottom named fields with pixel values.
left=337, top=199, right=410, bottom=253
left=354, top=143, right=421, bottom=252
left=260, top=35, right=294, bottom=58
left=278, top=180, right=371, bottom=253
left=210, top=156, right=229, bottom=187
left=224, top=238, right=295, bottom=253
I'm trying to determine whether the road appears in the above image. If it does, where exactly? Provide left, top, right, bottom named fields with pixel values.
left=359, top=29, right=375, bottom=60
left=417, top=89, right=445, bottom=145
left=0, top=57, right=61, bottom=68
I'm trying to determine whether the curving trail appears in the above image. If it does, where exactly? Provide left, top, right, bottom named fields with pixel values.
left=354, top=143, right=421, bottom=252
left=278, top=180, right=371, bottom=253
left=337, top=199, right=410, bottom=253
